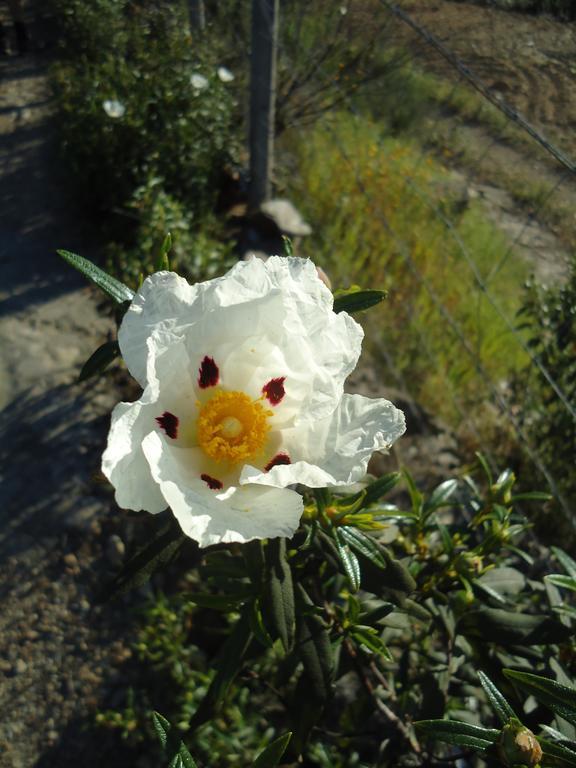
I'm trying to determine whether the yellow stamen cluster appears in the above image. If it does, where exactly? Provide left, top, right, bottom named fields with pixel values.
left=197, top=390, right=272, bottom=465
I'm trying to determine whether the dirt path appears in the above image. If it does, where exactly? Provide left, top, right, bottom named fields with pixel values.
left=0, top=52, right=140, bottom=768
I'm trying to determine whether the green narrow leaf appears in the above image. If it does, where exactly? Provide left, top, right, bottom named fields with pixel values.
left=415, top=719, right=499, bottom=750
left=338, top=526, right=388, bottom=570
left=152, top=712, right=198, bottom=768
left=189, top=610, right=253, bottom=731
left=539, top=737, right=576, bottom=768
left=360, top=602, right=395, bottom=624
left=243, top=539, right=265, bottom=585
left=78, top=340, right=120, bottom=382
left=546, top=575, right=576, bottom=593
left=97, top=518, right=185, bottom=602
left=380, top=550, right=416, bottom=594
left=510, top=491, right=553, bottom=502
left=333, top=288, right=386, bottom=315
left=296, top=585, right=334, bottom=701
left=263, top=538, right=296, bottom=652
left=334, top=528, right=361, bottom=592
left=403, top=469, right=424, bottom=517
left=475, top=452, right=493, bottom=485
left=504, top=670, right=576, bottom=726
left=157, top=232, right=172, bottom=271
left=475, top=581, right=507, bottom=605
left=540, top=724, right=575, bottom=744
left=403, top=598, right=432, bottom=622
left=186, top=592, right=252, bottom=611
left=478, top=671, right=517, bottom=725
left=350, top=472, right=402, bottom=508
left=252, top=732, right=293, bottom=768
left=282, top=235, right=294, bottom=257
left=437, top=523, right=454, bottom=555
left=552, top=548, right=576, bottom=579
left=477, top=567, right=526, bottom=598
left=459, top=608, right=574, bottom=646
left=423, top=479, right=458, bottom=517
left=350, top=625, right=392, bottom=660
left=57, top=249, right=134, bottom=303
left=249, top=598, right=275, bottom=649
left=348, top=531, right=416, bottom=597
left=290, top=674, right=323, bottom=757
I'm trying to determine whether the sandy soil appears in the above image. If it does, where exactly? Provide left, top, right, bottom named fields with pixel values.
left=402, top=0, right=576, bottom=154
left=0, top=49, right=143, bottom=768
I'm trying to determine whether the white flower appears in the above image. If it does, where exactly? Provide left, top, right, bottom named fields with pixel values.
left=217, top=66, right=235, bottom=83
left=102, top=257, right=405, bottom=547
left=190, top=73, right=209, bottom=93
left=102, top=99, right=126, bottom=119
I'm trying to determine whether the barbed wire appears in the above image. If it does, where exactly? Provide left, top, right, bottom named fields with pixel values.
left=328, top=71, right=576, bottom=423
left=322, top=119, right=573, bottom=523
left=395, top=166, right=576, bottom=422
left=378, top=0, right=576, bottom=178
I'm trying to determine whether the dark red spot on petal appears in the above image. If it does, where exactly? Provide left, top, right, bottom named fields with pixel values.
left=156, top=411, right=179, bottom=439
left=201, top=473, right=223, bottom=490
left=262, top=377, right=286, bottom=405
left=198, top=356, right=219, bottom=388
left=265, top=452, right=291, bottom=472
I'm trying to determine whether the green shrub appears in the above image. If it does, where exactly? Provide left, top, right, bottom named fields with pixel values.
left=96, top=463, right=575, bottom=767
left=50, top=0, right=239, bottom=222
left=513, top=260, right=576, bottom=538
left=106, top=177, right=235, bottom=287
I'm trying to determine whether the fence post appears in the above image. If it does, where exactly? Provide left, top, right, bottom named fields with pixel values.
left=188, top=0, right=205, bottom=32
left=249, top=0, right=279, bottom=210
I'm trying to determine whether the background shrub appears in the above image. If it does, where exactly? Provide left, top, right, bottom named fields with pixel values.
left=49, top=0, right=239, bottom=226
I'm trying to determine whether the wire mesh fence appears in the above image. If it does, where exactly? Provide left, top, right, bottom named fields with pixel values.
left=279, top=0, right=575, bottom=527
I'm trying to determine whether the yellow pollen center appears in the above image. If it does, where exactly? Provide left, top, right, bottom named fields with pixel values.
left=196, top=390, right=272, bottom=465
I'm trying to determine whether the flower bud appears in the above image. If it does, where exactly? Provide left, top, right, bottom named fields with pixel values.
left=497, top=720, right=542, bottom=768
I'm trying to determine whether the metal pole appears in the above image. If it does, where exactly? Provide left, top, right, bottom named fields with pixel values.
left=249, top=0, right=279, bottom=210
left=188, top=0, right=205, bottom=32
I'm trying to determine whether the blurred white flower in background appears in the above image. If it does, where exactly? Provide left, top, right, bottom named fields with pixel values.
left=190, top=73, right=209, bottom=93
left=217, top=66, right=235, bottom=83
left=102, top=257, right=405, bottom=547
left=102, top=99, right=126, bottom=119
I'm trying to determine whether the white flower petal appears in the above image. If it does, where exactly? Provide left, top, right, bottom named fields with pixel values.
left=119, top=271, right=202, bottom=386
left=102, top=400, right=166, bottom=513
left=118, top=257, right=344, bottom=387
left=142, top=432, right=303, bottom=547
left=105, top=257, right=406, bottom=546
left=217, top=66, right=234, bottom=83
left=190, top=73, right=209, bottom=91
left=240, top=393, right=406, bottom=488
left=103, top=99, right=126, bottom=118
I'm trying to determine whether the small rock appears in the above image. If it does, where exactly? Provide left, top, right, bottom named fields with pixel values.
left=63, top=552, right=78, bottom=570
left=13, top=659, right=27, bottom=675
left=105, top=534, right=125, bottom=567
left=260, top=198, right=312, bottom=236
left=65, top=502, right=101, bottom=534
left=111, top=645, right=132, bottom=664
